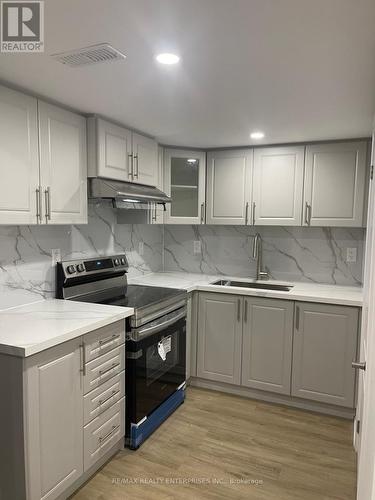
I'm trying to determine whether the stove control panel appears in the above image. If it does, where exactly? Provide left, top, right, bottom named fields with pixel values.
left=60, top=255, right=128, bottom=278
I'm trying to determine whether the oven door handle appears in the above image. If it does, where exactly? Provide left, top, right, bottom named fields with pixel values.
left=133, top=307, right=187, bottom=340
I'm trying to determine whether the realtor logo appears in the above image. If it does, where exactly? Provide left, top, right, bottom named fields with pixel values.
left=1, top=1, right=44, bottom=52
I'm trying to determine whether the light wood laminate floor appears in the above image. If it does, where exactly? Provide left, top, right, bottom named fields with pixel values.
left=72, top=387, right=356, bottom=500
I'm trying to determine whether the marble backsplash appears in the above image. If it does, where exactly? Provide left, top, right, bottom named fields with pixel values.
left=0, top=201, right=163, bottom=309
left=0, top=206, right=365, bottom=309
left=163, top=225, right=365, bottom=286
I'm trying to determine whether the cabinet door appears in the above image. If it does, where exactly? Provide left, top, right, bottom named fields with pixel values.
left=292, top=302, right=358, bottom=407
left=132, top=132, right=158, bottom=186
left=303, top=141, right=367, bottom=227
left=0, top=86, right=40, bottom=225
left=206, top=149, right=253, bottom=225
left=164, top=149, right=206, bottom=224
left=253, top=146, right=304, bottom=225
left=197, top=292, right=243, bottom=384
left=38, top=101, right=87, bottom=224
left=241, top=297, right=293, bottom=395
left=96, top=118, right=132, bottom=181
left=24, top=338, right=83, bottom=500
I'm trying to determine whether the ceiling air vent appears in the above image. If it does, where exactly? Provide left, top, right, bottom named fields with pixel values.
left=51, top=43, right=126, bottom=67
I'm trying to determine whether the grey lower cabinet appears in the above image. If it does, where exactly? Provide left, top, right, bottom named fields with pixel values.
left=292, top=302, right=358, bottom=407
left=197, top=292, right=243, bottom=384
left=241, top=297, right=294, bottom=395
left=196, top=292, right=359, bottom=410
left=0, top=320, right=126, bottom=500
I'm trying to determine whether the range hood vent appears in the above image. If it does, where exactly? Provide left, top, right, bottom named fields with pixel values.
left=88, top=178, right=171, bottom=209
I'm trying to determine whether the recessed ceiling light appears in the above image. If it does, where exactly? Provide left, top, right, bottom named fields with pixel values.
left=155, top=53, right=180, bottom=65
left=250, top=131, right=265, bottom=140
left=187, top=159, right=197, bottom=164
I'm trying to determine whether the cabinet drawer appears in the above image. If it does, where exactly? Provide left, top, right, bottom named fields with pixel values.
left=84, top=344, right=125, bottom=394
left=84, top=370, right=125, bottom=425
left=84, top=396, right=125, bottom=472
left=84, top=320, right=125, bottom=363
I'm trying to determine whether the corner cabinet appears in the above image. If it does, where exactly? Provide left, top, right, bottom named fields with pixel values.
left=88, top=117, right=158, bottom=187
left=252, top=146, right=305, bottom=225
left=303, top=141, right=367, bottom=227
left=206, top=149, right=253, bottom=225
left=163, top=149, right=206, bottom=224
left=0, top=85, right=88, bottom=225
left=292, top=302, right=358, bottom=407
left=0, top=320, right=126, bottom=500
left=24, top=339, right=84, bottom=500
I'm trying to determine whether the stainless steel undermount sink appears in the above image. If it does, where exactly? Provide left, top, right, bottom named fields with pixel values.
left=210, top=279, right=293, bottom=292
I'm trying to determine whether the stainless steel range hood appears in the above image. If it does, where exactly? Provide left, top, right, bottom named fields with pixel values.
left=88, top=178, right=171, bottom=209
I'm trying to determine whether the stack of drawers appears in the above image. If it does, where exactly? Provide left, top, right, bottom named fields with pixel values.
left=82, top=320, right=126, bottom=470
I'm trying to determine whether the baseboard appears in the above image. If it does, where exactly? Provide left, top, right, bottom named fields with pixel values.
left=190, top=377, right=355, bottom=419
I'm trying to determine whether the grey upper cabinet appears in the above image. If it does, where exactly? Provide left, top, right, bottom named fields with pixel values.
left=253, top=146, right=305, bottom=226
left=24, top=338, right=83, bottom=500
left=303, top=141, right=367, bottom=227
left=0, top=86, right=40, bottom=225
left=206, top=149, right=253, bottom=225
left=38, top=101, right=88, bottom=224
left=164, top=149, right=206, bottom=224
left=197, top=292, right=242, bottom=384
left=292, top=302, right=358, bottom=407
left=131, top=132, right=158, bottom=186
left=241, top=297, right=294, bottom=395
left=88, top=117, right=159, bottom=186
left=0, top=85, right=88, bottom=225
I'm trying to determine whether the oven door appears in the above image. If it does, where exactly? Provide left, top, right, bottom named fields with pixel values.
left=126, top=307, right=186, bottom=426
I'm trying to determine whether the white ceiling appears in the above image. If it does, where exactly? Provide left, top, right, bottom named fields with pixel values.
left=1, top=0, right=375, bottom=147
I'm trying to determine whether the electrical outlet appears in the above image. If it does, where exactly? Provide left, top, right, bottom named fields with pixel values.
left=139, top=241, right=144, bottom=256
left=193, top=240, right=201, bottom=255
left=346, top=247, right=357, bottom=263
left=51, top=249, right=61, bottom=266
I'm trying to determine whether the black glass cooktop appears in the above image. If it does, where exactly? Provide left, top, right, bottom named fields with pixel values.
left=75, top=284, right=185, bottom=311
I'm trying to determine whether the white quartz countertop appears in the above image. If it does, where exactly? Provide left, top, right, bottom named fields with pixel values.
left=129, top=272, right=363, bottom=307
left=0, top=299, right=134, bottom=358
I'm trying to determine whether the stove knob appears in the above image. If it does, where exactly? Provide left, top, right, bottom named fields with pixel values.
left=114, top=258, right=120, bottom=266
left=66, top=265, right=76, bottom=275
left=76, top=264, right=85, bottom=273
left=121, top=258, right=126, bottom=265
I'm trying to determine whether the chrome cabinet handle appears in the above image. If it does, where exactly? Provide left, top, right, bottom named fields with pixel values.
left=98, top=389, right=120, bottom=408
left=99, top=362, right=120, bottom=378
left=36, top=187, right=41, bottom=223
left=152, top=203, right=157, bottom=222
left=252, top=202, right=256, bottom=225
left=44, top=187, right=51, bottom=222
left=200, top=203, right=205, bottom=224
left=295, top=306, right=300, bottom=331
left=237, top=299, right=241, bottom=322
left=244, top=300, right=248, bottom=323
left=133, top=154, right=139, bottom=179
left=80, top=343, right=86, bottom=376
left=245, top=202, right=249, bottom=225
left=128, top=153, right=134, bottom=180
left=305, top=202, right=312, bottom=225
left=99, top=334, right=121, bottom=348
left=352, top=361, right=366, bottom=371
left=99, top=424, right=120, bottom=445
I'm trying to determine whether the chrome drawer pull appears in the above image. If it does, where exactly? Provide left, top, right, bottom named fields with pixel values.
left=99, top=334, right=121, bottom=348
left=98, top=389, right=120, bottom=408
left=98, top=362, right=120, bottom=378
left=99, top=424, right=120, bottom=445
